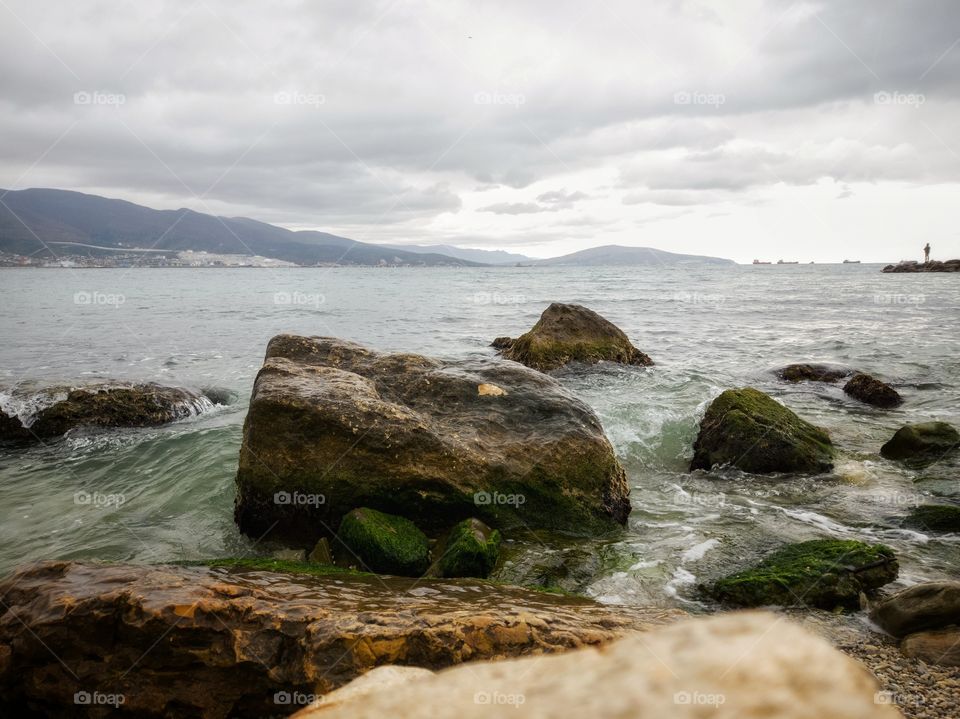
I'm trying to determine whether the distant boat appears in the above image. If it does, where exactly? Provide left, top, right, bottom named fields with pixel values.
left=776, top=260, right=799, bottom=264
left=842, top=260, right=861, bottom=264
left=752, top=259, right=771, bottom=265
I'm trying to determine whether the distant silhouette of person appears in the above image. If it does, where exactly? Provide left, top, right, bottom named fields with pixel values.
left=924, top=242, right=931, bottom=263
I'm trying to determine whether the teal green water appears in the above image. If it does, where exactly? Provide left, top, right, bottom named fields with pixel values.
left=1, top=265, right=957, bottom=607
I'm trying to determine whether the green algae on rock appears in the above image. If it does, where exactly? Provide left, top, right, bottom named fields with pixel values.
left=880, top=421, right=959, bottom=467
left=337, top=507, right=430, bottom=576
left=709, top=539, right=898, bottom=610
left=436, top=518, right=501, bottom=578
left=234, top=335, right=631, bottom=547
left=690, top=387, right=834, bottom=474
left=903, top=504, right=960, bottom=533
left=497, top=303, right=653, bottom=372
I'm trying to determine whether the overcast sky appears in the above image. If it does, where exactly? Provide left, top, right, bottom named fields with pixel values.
left=2, top=0, right=959, bottom=262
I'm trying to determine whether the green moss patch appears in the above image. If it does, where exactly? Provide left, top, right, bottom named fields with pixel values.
left=436, top=518, right=501, bottom=578
left=337, top=507, right=430, bottom=576
left=904, top=504, right=960, bottom=533
left=710, top=539, right=898, bottom=610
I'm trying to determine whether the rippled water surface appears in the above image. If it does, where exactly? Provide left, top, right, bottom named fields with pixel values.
left=1, top=265, right=957, bottom=607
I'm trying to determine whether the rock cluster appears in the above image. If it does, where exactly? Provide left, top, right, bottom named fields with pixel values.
left=871, top=582, right=960, bottom=667
left=882, top=259, right=960, bottom=273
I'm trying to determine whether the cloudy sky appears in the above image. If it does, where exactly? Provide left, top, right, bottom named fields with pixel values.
left=2, top=0, right=959, bottom=262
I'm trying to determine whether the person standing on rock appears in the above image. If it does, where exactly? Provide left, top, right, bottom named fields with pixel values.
left=924, top=242, right=931, bottom=263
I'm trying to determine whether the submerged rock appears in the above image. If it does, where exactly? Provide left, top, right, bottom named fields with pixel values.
left=709, top=539, right=898, bottom=610
left=903, top=504, right=960, bottom=533
left=337, top=507, right=430, bottom=576
left=843, top=373, right=903, bottom=408
left=0, top=383, right=212, bottom=441
left=776, top=363, right=853, bottom=383
left=690, top=387, right=834, bottom=474
left=870, top=581, right=960, bottom=637
left=234, top=335, right=630, bottom=546
left=880, top=421, right=959, bottom=467
left=497, top=303, right=653, bottom=372
left=0, top=561, right=679, bottom=717
left=293, top=612, right=899, bottom=719
left=436, top=518, right=501, bottom=578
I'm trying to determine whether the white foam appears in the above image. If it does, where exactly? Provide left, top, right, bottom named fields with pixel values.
left=681, top=538, right=720, bottom=563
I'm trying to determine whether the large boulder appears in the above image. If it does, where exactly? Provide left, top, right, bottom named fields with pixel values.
left=0, top=561, right=680, bottom=718
left=0, top=383, right=215, bottom=441
left=293, top=612, right=899, bottom=719
left=690, top=388, right=835, bottom=474
left=496, top=303, right=653, bottom=372
left=336, top=507, right=430, bottom=576
left=903, top=504, right=960, bottom=533
left=775, top=363, right=853, bottom=383
left=880, top=421, right=959, bottom=467
left=870, top=581, right=960, bottom=637
left=843, top=373, right=903, bottom=408
left=234, top=335, right=631, bottom=546
left=709, top=539, right=898, bottom=610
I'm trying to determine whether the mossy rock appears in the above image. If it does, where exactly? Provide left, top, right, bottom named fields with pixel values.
left=436, top=518, right=501, bottom=578
left=337, top=508, right=430, bottom=576
left=499, top=303, right=653, bottom=372
left=690, top=387, right=834, bottom=474
left=880, top=422, right=959, bottom=468
left=903, top=504, right=960, bottom=533
left=709, top=539, right=898, bottom=610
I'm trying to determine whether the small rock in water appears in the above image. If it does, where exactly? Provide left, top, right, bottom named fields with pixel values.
left=880, top=421, right=959, bottom=467
left=843, top=373, right=903, bottom=408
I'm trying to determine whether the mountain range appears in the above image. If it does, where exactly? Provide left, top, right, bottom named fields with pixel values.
left=0, top=188, right=735, bottom=267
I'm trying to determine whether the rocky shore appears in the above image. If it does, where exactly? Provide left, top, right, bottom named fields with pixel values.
left=1, top=304, right=958, bottom=717
left=882, top=259, right=960, bottom=273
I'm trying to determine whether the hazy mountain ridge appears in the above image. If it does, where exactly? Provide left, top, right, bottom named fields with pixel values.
left=0, top=189, right=735, bottom=267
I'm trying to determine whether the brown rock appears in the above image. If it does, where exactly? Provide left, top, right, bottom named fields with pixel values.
left=235, top=335, right=631, bottom=546
left=776, top=363, right=853, bottom=383
left=870, top=581, right=960, bottom=637
left=902, top=628, right=960, bottom=666
left=293, top=611, right=899, bottom=719
left=0, top=561, right=680, bottom=717
left=843, top=373, right=903, bottom=408
left=498, top=303, right=653, bottom=372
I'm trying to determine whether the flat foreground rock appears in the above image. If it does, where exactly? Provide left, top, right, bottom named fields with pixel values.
left=294, top=611, right=899, bottom=719
left=0, top=561, right=680, bottom=717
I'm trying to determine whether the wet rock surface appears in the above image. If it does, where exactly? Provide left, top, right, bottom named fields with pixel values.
left=496, top=303, right=653, bottom=372
left=234, top=335, right=631, bottom=546
left=880, top=422, right=959, bottom=467
left=843, top=373, right=903, bottom=408
left=0, top=561, right=681, bottom=718
left=690, top=387, right=835, bottom=474
left=870, top=582, right=960, bottom=638
left=776, top=363, right=854, bottom=383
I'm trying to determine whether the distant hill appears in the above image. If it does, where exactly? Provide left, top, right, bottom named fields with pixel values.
left=0, top=188, right=480, bottom=267
left=382, top=243, right=533, bottom=265
left=533, top=245, right=735, bottom=267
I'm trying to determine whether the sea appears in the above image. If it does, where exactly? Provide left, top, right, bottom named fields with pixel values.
left=1, top=263, right=957, bottom=609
